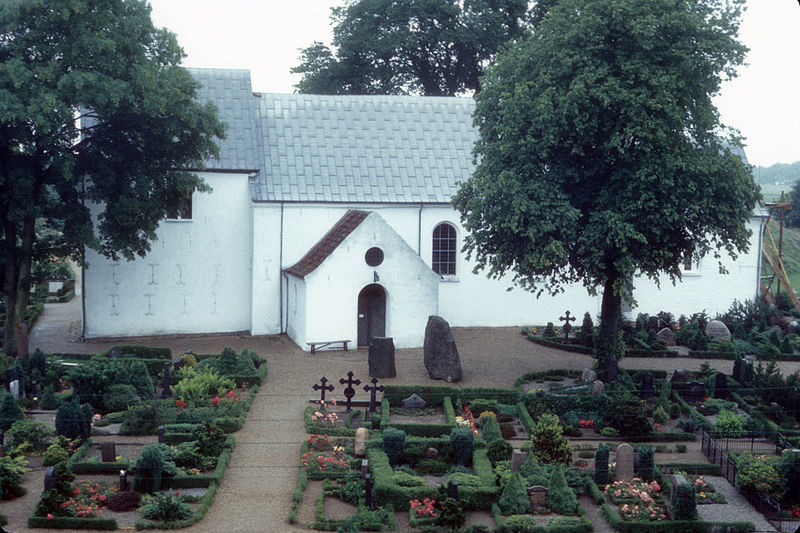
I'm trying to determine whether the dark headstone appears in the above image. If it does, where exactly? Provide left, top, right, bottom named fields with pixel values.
left=368, top=337, right=396, bottom=378
left=733, top=358, right=753, bottom=386
left=120, top=470, right=128, bottom=491
left=157, top=425, right=165, bottom=444
left=161, top=362, right=172, bottom=399
left=648, top=316, right=661, bottom=332
left=682, top=381, right=705, bottom=403
left=423, top=316, right=463, bottom=383
left=449, top=479, right=459, bottom=500
left=363, top=378, right=385, bottom=413
left=714, top=372, right=728, bottom=400
left=670, top=369, right=692, bottom=383
left=640, top=372, right=655, bottom=400
left=101, top=442, right=117, bottom=463
left=108, top=346, right=122, bottom=358
left=0, top=432, right=4, bottom=446
left=401, top=393, right=426, bottom=410
left=339, top=371, right=362, bottom=412
left=44, top=466, right=56, bottom=491
left=4, top=369, right=12, bottom=391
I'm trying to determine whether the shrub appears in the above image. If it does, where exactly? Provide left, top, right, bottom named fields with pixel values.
left=0, top=394, right=24, bottom=431
left=0, top=455, right=29, bottom=500
left=669, top=403, right=681, bottom=419
left=39, top=386, right=59, bottom=410
left=605, top=392, right=652, bottom=436
left=42, top=443, right=70, bottom=466
left=652, top=406, right=668, bottom=425
left=599, top=427, right=619, bottom=437
left=104, top=384, right=138, bottom=413
left=715, top=409, right=747, bottom=437
left=675, top=444, right=687, bottom=453
left=486, top=439, right=513, bottom=465
left=55, top=395, right=91, bottom=441
left=480, top=415, right=503, bottom=444
left=382, top=428, right=406, bottom=465
left=173, top=367, right=235, bottom=405
left=543, top=322, right=556, bottom=338
left=673, top=483, right=698, bottom=520
left=134, top=444, right=165, bottom=493
left=450, top=428, right=475, bottom=466
left=638, top=445, right=655, bottom=481
left=735, top=452, right=786, bottom=500
left=520, top=453, right=540, bottom=479
left=547, top=465, right=578, bottom=514
left=437, top=497, right=466, bottom=530
left=192, top=422, right=228, bottom=458
left=594, top=443, right=610, bottom=485
left=498, top=473, right=530, bottom=515
left=120, top=400, right=177, bottom=435
left=529, top=413, right=572, bottom=465
left=106, top=491, right=141, bottom=512
left=703, top=398, right=737, bottom=414
left=140, top=490, right=193, bottom=521
left=7, top=419, right=52, bottom=454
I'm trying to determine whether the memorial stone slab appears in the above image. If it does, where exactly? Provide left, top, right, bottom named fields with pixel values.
left=657, top=327, right=675, bottom=346
left=528, top=486, right=548, bottom=511
left=402, top=393, right=427, bottom=410
left=101, top=442, right=117, bottom=463
left=368, top=337, right=396, bottom=378
left=615, top=444, right=635, bottom=482
left=423, top=316, right=463, bottom=383
left=9, top=380, right=19, bottom=400
left=581, top=369, right=597, bottom=383
left=511, top=450, right=528, bottom=473
left=705, top=320, right=732, bottom=342
left=648, top=316, right=661, bottom=332
left=670, top=369, right=692, bottom=383
left=44, top=466, right=56, bottom=491
left=354, top=427, right=369, bottom=457
left=682, top=381, right=705, bottom=403
left=714, top=372, right=729, bottom=400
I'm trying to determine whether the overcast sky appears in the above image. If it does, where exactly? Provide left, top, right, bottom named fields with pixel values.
left=147, top=0, right=799, bottom=168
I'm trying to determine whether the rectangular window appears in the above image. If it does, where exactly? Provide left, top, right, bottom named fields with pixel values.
left=166, top=192, right=192, bottom=220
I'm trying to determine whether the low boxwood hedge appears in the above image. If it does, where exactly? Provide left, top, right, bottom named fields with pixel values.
left=27, top=515, right=117, bottom=530
left=383, top=385, right=519, bottom=408
left=656, top=463, right=723, bottom=476
left=381, top=396, right=457, bottom=437
left=100, top=345, right=172, bottom=359
left=601, top=503, right=755, bottom=532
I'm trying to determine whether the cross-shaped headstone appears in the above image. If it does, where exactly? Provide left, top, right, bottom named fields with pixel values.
left=312, top=377, right=335, bottom=403
left=339, top=371, right=362, bottom=412
left=559, top=310, right=576, bottom=339
left=363, top=378, right=385, bottom=413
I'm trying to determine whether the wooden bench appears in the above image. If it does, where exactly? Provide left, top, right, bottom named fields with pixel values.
left=307, top=340, right=351, bottom=354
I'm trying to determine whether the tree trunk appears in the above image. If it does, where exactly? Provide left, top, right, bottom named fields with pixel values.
left=3, top=218, right=19, bottom=355
left=14, top=215, right=36, bottom=335
left=595, top=275, right=624, bottom=381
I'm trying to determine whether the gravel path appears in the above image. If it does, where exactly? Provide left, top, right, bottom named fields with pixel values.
left=4, top=300, right=798, bottom=532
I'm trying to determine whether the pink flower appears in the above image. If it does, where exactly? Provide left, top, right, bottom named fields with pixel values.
left=47, top=514, right=53, bottom=520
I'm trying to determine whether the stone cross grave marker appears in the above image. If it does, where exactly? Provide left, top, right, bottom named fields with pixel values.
left=715, top=372, right=728, bottom=400
left=161, top=362, right=172, bottom=399
left=101, top=442, right=117, bottom=463
left=402, top=393, right=426, bottom=410
left=312, top=377, right=335, bottom=403
left=339, top=371, right=362, bottom=412
left=615, top=444, right=635, bottom=481
left=559, top=310, right=576, bottom=339
left=363, top=378, right=385, bottom=413
left=640, top=372, right=654, bottom=400
left=528, top=486, right=548, bottom=511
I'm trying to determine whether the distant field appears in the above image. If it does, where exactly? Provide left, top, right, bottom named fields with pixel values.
left=762, top=220, right=800, bottom=296
left=760, top=183, right=790, bottom=203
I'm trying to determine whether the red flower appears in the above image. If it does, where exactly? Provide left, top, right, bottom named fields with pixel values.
left=212, top=396, right=220, bottom=406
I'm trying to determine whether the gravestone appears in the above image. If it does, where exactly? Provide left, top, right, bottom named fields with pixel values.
left=44, top=466, right=57, bottom=491
left=16, top=322, right=28, bottom=356
left=648, top=316, right=661, bottom=332
left=108, top=346, right=122, bottom=358
left=120, top=470, right=129, bottom=491
left=682, top=381, right=705, bottom=403
left=339, top=371, right=362, bottom=412
left=511, top=450, right=527, bottom=473
left=591, top=380, right=605, bottom=396
left=733, top=358, right=753, bottom=386
left=354, top=427, right=369, bottom=457
left=449, top=479, right=459, bottom=500
left=423, top=316, right=463, bottom=383
left=615, top=444, right=635, bottom=481
left=581, top=369, right=597, bottom=383
left=670, top=473, right=688, bottom=503
left=559, top=311, right=576, bottom=339
left=670, top=369, right=691, bottom=383
left=363, top=378, right=385, bottom=413
left=9, top=380, right=19, bottom=400
left=528, top=486, right=548, bottom=511
left=101, top=442, right=117, bottom=463
left=705, top=320, right=731, bottom=342
left=368, top=337, right=396, bottom=378
left=657, top=327, right=675, bottom=346
left=402, top=393, right=426, bottom=410
left=714, top=372, right=728, bottom=400
left=157, top=426, right=165, bottom=444
left=640, top=372, right=655, bottom=400
left=424, top=447, right=439, bottom=460
left=312, top=377, right=335, bottom=403
left=161, top=362, right=172, bottom=399
left=4, top=369, right=12, bottom=392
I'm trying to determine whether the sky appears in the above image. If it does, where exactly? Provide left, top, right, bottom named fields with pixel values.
left=147, top=0, right=800, bottom=168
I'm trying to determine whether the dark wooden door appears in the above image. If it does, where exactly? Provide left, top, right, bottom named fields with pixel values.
left=357, top=284, right=386, bottom=346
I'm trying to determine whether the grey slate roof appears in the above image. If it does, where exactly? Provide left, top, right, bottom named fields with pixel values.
left=188, top=68, right=477, bottom=204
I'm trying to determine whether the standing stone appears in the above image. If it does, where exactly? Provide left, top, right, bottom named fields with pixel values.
left=401, top=393, right=426, bottom=410
left=108, top=346, right=122, bottom=358
left=423, top=316, right=463, bottom=383
left=639, top=372, right=654, bottom=400
left=101, top=442, right=117, bottom=462
left=591, top=380, right=605, bottom=396
left=44, top=466, right=56, bottom=491
left=580, top=369, right=597, bottom=383
left=511, top=450, right=528, bottom=473
left=705, top=320, right=731, bottom=342
left=615, top=444, right=635, bottom=482
left=714, top=372, right=728, bottom=400
left=9, top=380, right=19, bottom=400
left=657, top=327, right=675, bottom=346
left=15, top=323, right=28, bottom=356
left=354, top=427, right=369, bottom=458
left=368, top=337, right=396, bottom=378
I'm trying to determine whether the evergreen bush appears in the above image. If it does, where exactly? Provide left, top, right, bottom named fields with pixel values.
left=0, top=394, right=24, bottom=431
left=669, top=403, right=681, bottom=419
left=673, top=483, right=698, bottom=520
left=450, top=428, right=475, bottom=466
left=55, top=396, right=91, bottom=441
left=637, top=445, right=655, bottom=481
left=486, top=439, right=513, bottom=465
left=520, top=453, right=540, bottom=479
left=480, top=415, right=503, bottom=443
left=547, top=465, right=578, bottom=515
left=594, top=443, right=610, bottom=485
left=133, top=444, right=165, bottom=493
left=715, top=409, right=747, bottom=437
left=39, top=386, right=59, bottom=410
left=543, top=322, right=556, bottom=338
left=7, top=419, right=52, bottom=454
left=498, top=472, right=530, bottom=515
left=381, top=428, right=406, bottom=464
left=437, top=497, right=466, bottom=530
left=652, top=406, right=668, bottom=425
left=529, top=413, right=572, bottom=465
left=104, top=384, right=138, bottom=413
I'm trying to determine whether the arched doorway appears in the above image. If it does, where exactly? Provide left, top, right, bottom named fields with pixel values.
left=357, top=284, right=386, bottom=346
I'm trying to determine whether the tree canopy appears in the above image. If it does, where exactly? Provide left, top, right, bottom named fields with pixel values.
left=292, top=0, right=529, bottom=96
left=453, top=0, right=760, bottom=375
left=0, top=0, right=225, bottom=353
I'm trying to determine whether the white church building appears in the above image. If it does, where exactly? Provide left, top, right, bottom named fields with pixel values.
left=82, top=68, right=765, bottom=350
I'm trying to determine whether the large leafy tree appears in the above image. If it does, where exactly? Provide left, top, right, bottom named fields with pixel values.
left=0, top=0, right=225, bottom=354
left=292, top=0, right=529, bottom=96
left=453, top=0, right=760, bottom=377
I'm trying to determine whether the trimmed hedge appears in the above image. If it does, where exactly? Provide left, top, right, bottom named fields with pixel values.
left=526, top=335, right=594, bottom=355
left=135, top=481, right=220, bottom=529
left=600, top=504, right=755, bottom=532
left=383, top=385, right=519, bottom=408
left=101, top=345, right=172, bottom=359
left=657, top=463, right=723, bottom=476
left=381, top=396, right=457, bottom=437
left=517, top=401, right=535, bottom=435
left=69, top=460, right=130, bottom=475
left=514, top=369, right=581, bottom=389
left=690, top=350, right=800, bottom=361
left=162, top=435, right=235, bottom=489
left=27, top=515, right=117, bottom=530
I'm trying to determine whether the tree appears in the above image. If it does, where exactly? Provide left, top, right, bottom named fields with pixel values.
left=292, top=0, right=529, bottom=96
left=453, top=0, right=759, bottom=378
left=0, top=0, right=225, bottom=354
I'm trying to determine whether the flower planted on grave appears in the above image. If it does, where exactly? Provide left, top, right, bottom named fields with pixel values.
left=606, top=478, right=665, bottom=521
left=310, top=400, right=341, bottom=427
left=307, top=434, right=332, bottom=451
left=408, top=497, right=438, bottom=528
left=301, top=443, right=351, bottom=477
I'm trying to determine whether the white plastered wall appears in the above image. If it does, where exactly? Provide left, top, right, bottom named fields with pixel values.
left=83, top=171, right=253, bottom=337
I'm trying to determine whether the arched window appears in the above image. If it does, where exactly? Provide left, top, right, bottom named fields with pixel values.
left=432, top=223, right=457, bottom=276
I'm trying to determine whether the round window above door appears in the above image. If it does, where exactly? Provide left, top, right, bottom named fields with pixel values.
left=365, top=247, right=384, bottom=267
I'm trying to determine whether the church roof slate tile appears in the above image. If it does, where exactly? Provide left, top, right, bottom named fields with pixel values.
left=284, top=210, right=370, bottom=279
